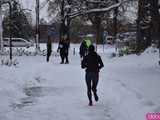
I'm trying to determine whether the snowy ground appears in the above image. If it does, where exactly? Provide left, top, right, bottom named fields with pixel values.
left=0, top=44, right=160, bottom=120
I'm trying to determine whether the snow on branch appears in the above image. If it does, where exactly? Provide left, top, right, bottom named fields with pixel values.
left=40, top=0, right=51, bottom=10
left=0, top=0, right=10, bottom=4
left=86, top=2, right=122, bottom=14
left=68, top=10, right=84, bottom=19
left=86, top=0, right=103, bottom=4
left=86, top=0, right=112, bottom=5
left=68, top=0, right=126, bottom=19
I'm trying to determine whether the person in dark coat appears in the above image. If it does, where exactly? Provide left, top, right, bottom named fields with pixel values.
left=46, top=36, right=52, bottom=62
left=79, top=40, right=87, bottom=59
left=57, top=39, right=69, bottom=64
left=79, top=38, right=92, bottom=59
left=81, top=45, right=104, bottom=106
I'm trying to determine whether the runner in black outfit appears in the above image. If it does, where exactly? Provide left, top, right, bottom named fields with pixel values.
left=81, top=45, right=104, bottom=106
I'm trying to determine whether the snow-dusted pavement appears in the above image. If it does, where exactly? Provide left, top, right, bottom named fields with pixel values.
left=0, top=46, right=160, bottom=120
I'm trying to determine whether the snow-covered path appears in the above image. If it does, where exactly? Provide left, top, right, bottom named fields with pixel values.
left=0, top=47, right=160, bottom=120
left=0, top=55, right=111, bottom=120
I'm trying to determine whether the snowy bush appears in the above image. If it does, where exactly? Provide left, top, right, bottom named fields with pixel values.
left=118, top=46, right=130, bottom=56
left=0, top=48, right=60, bottom=57
left=1, top=58, right=19, bottom=66
left=144, top=46, right=158, bottom=54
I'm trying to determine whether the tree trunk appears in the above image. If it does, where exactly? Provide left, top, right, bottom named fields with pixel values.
left=150, top=0, right=159, bottom=41
left=95, top=21, right=101, bottom=45
left=113, top=0, right=119, bottom=44
left=59, top=0, right=71, bottom=45
left=0, top=5, right=3, bottom=51
left=59, top=0, right=64, bottom=41
left=136, top=0, right=145, bottom=53
left=67, top=18, right=71, bottom=43
left=95, top=15, right=102, bottom=45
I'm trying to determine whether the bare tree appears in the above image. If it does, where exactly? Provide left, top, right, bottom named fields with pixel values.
left=48, top=0, right=126, bottom=44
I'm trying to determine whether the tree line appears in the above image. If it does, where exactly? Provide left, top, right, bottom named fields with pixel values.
left=2, top=0, right=160, bottom=53
left=48, top=0, right=160, bottom=52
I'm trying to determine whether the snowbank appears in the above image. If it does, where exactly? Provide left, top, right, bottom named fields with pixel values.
left=0, top=45, right=159, bottom=120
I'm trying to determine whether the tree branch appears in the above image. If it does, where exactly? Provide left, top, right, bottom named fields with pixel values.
left=68, top=0, right=126, bottom=19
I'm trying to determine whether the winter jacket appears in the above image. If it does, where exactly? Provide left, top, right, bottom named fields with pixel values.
left=79, top=41, right=87, bottom=58
left=81, top=51, right=104, bottom=73
left=58, top=41, right=69, bottom=55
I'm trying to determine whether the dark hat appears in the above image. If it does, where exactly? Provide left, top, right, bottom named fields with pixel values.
left=89, top=45, right=95, bottom=52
